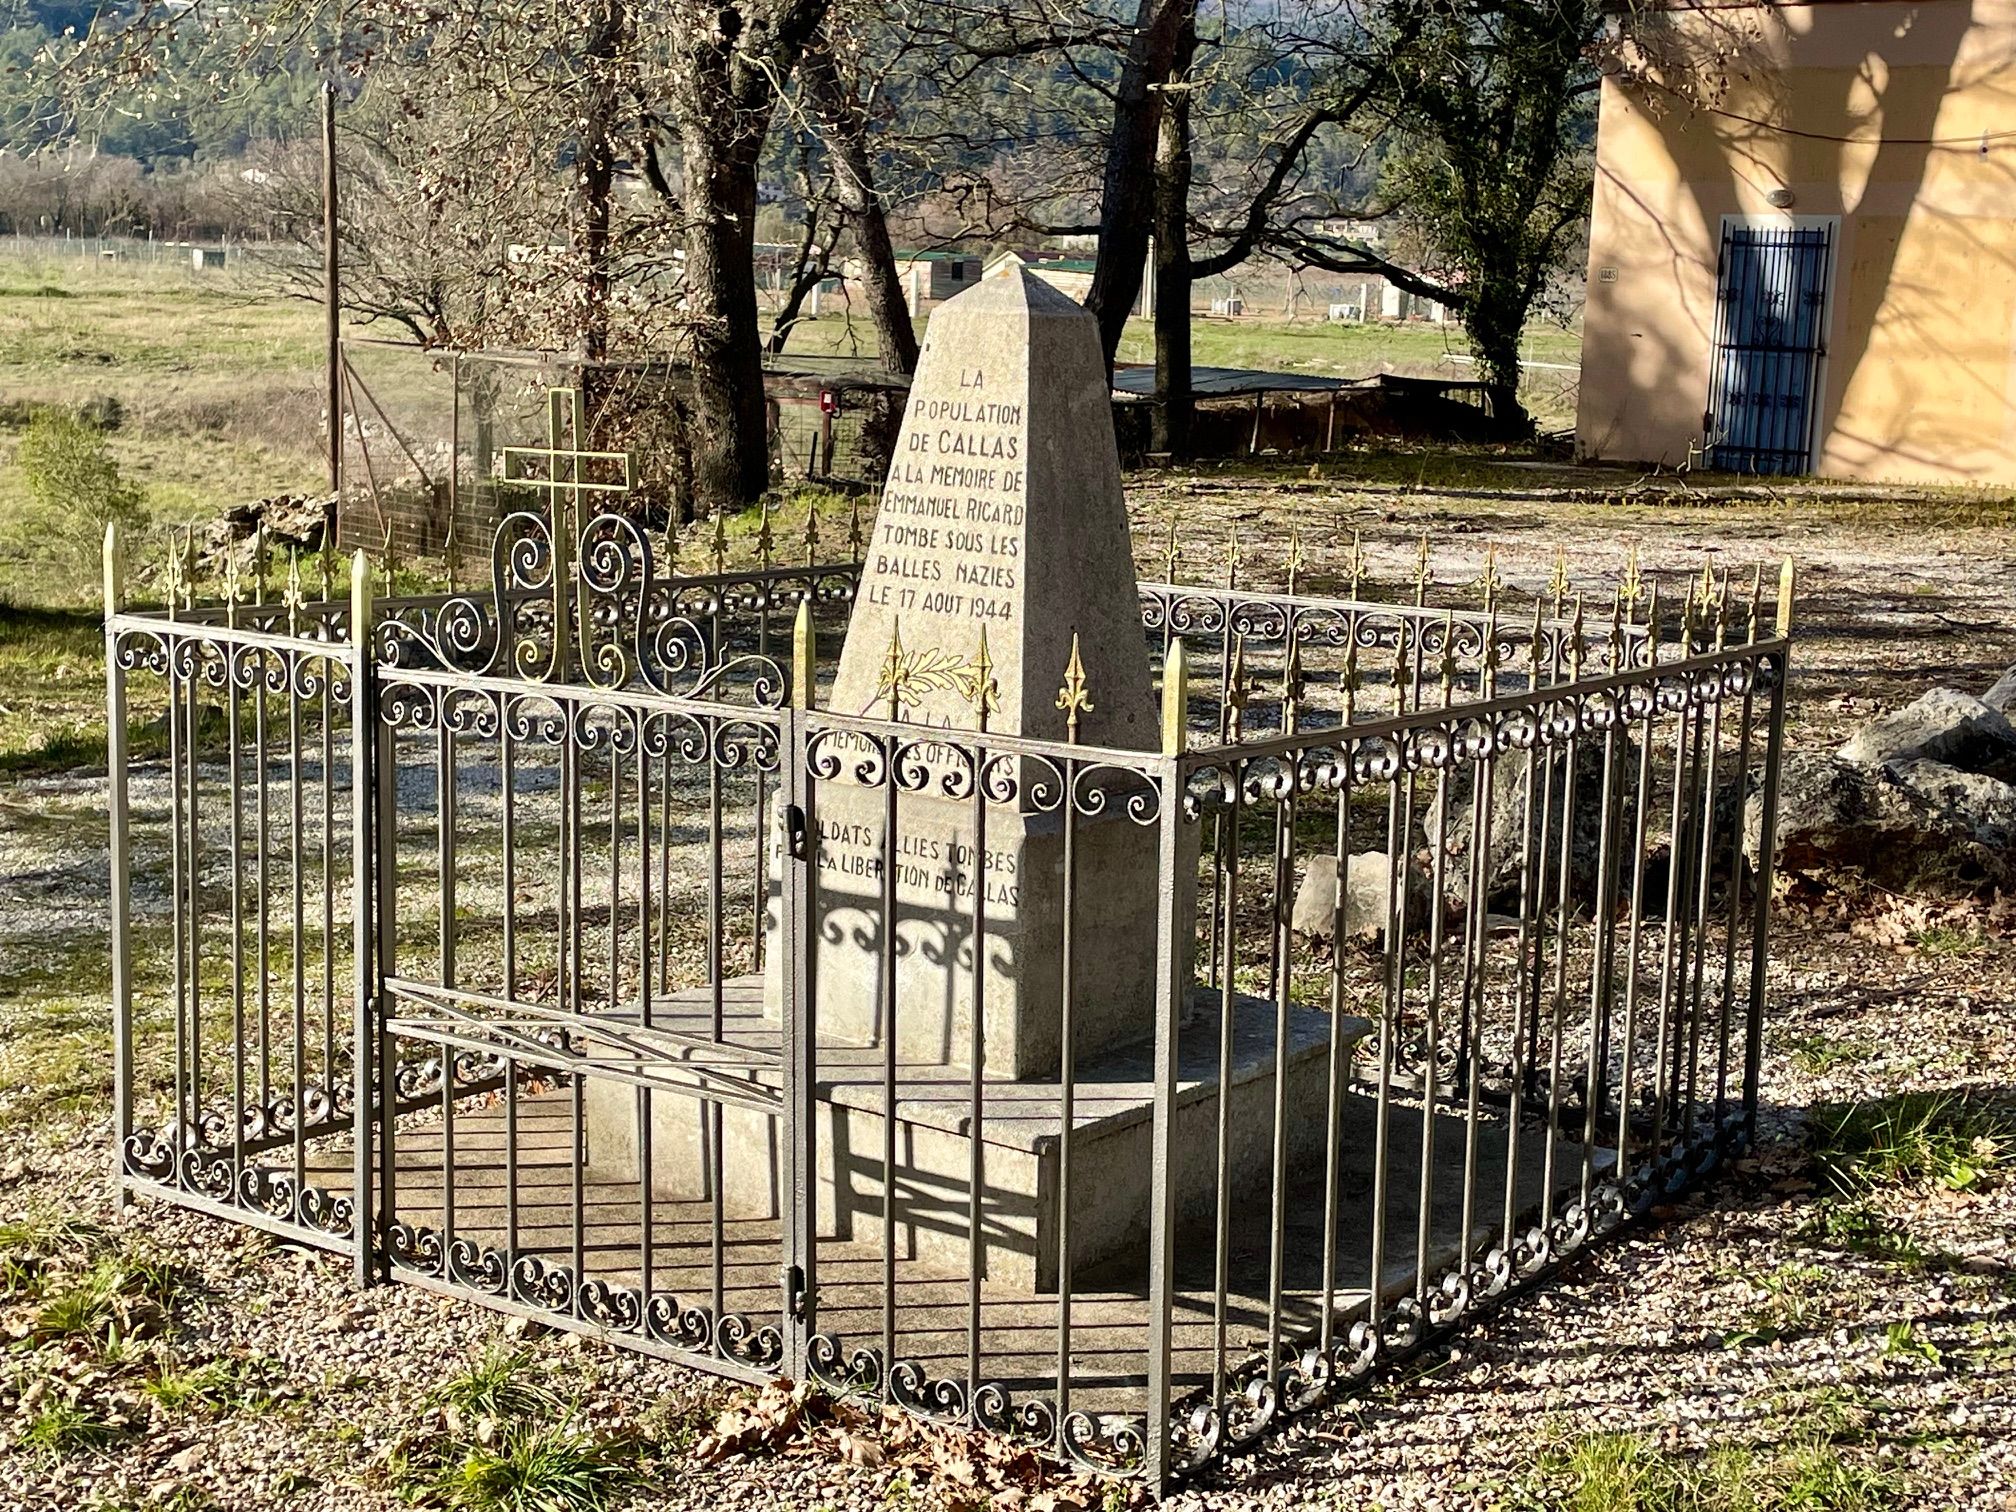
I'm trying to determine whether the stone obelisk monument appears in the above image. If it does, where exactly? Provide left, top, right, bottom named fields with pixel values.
left=785, top=261, right=1166, bottom=1081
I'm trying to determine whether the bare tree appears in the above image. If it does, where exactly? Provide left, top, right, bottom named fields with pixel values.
left=800, top=26, right=919, bottom=375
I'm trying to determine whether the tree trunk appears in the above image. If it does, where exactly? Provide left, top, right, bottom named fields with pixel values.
left=576, top=1, right=626, bottom=365
left=682, top=124, right=772, bottom=509
left=803, top=44, right=919, bottom=376
left=764, top=204, right=830, bottom=356
left=1085, top=0, right=1191, bottom=370
left=1149, top=18, right=1196, bottom=458
left=1464, top=274, right=1532, bottom=436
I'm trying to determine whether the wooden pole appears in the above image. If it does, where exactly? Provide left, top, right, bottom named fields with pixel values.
left=322, top=79, right=342, bottom=509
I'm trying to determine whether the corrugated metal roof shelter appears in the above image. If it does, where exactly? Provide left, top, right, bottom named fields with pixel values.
left=1109, top=364, right=1350, bottom=398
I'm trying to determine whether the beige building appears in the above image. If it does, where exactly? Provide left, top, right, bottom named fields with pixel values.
left=1578, top=0, right=2016, bottom=481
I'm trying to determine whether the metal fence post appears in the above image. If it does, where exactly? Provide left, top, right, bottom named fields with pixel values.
left=778, top=704, right=816, bottom=1378
left=350, top=551, right=378, bottom=1286
left=1742, top=563, right=1794, bottom=1142
left=104, top=524, right=133, bottom=1202
left=1145, top=655, right=1190, bottom=1489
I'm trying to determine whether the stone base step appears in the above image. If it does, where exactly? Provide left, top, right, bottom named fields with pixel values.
left=583, top=976, right=1374, bottom=1291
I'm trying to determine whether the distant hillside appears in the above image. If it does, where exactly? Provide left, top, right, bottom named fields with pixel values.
left=0, top=0, right=321, bottom=163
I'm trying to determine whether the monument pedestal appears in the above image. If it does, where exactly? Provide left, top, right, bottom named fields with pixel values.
left=766, top=784, right=1178, bottom=1078
left=584, top=978, right=1372, bottom=1290
left=586, top=263, right=1266, bottom=1299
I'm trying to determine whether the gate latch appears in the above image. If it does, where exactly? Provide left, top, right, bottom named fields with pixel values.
left=785, top=804, right=810, bottom=862
left=783, top=1264, right=811, bottom=1319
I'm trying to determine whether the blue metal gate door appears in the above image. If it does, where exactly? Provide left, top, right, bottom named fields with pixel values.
left=1706, top=223, right=1834, bottom=475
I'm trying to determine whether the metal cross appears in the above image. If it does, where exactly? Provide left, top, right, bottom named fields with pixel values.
left=499, top=387, right=633, bottom=681
left=500, top=387, right=634, bottom=540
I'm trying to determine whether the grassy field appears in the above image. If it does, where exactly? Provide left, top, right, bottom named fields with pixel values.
left=0, top=251, right=1583, bottom=609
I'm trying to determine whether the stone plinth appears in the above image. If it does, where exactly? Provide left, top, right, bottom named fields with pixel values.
left=586, top=978, right=1373, bottom=1290
left=766, top=787, right=1171, bottom=1080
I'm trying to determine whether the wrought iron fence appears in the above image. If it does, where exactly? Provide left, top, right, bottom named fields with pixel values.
left=105, top=507, right=1790, bottom=1489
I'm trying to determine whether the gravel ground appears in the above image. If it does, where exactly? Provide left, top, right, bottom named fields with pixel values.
left=2, top=467, right=2013, bottom=1510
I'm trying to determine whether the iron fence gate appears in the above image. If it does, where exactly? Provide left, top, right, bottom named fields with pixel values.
left=1706, top=221, right=1835, bottom=476
left=107, top=507, right=1791, bottom=1489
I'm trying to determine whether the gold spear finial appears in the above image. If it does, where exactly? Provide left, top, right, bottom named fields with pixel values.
left=1620, top=541, right=1644, bottom=619
left=967, top=625, right=1001, bottom=730
left=1548, top=544, right=1570, bottom=613
left=757, top=496, right=775, bottom=570
left=1414, top=532, right=1432, bottom=605
left=283, top=547, right=305, bottom=630
left=1286, top=525, right=1306, bottom=597
left=164, top=529, right=188, bottom=620
left=1697, top=556, right=1716, bottom=613
left=1227, top=529, right=1242, bottom=592
left=847, top=498, right=865, bottom=559
left=102, top=521, right=124, bottom=621
left=803, top=499, right=820, bottom=567
left=253, top=521, right=268, bottom=605
left=1346, top=529, right=1367, bottom=601
left=791, top=597, right=816, bottom=710
left=1056, top=630, right=1093, bottom=744
left=1163, top=516, right=1181, bottom=585
left=666, top=515, right=681, bottom=579
left=711, top=507, right=728, bottom=575
left=877, top=620, right=906, bottom=720
left=222, top=546, right=244, bottom=617
left=1776, top=558, right=1795, bottom=637
left=1475, top=541, right=1503, bottom=612
left=1161, top=636, right=1190, bottom=756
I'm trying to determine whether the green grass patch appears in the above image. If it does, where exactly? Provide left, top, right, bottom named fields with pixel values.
left=1879, top=1321, right=1942, bottom=1367
left=402, top=1414, right=638, bottom=1512
left=20, top=1398, right=128, bottom=1457
left=144, top=1352, right=287, bottom=1414
left=1787, top=1033, right=1872, bottom=1076
left=1511, top=1428, right=1905, bottom=1511
left=1910, top=923, right=1987, bottom=957
left=388, top=1343, right=641, bottom=1510
left=1808, top=1091, right=2016, bottom=1196
left=0, top=1210, right=105, bottom=1299
left=430, top=1342, right=562, bottom=1423
left=31, top=1251, right=187, bottom=1350
left=1794, top=1200, right=1927, bottom=1266
left=1722, top=1263, right=1830, bottom=1349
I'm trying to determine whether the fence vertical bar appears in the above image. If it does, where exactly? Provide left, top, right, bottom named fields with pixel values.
left=780, top=705, right=816, bottom=1380
left=1743, top=567, right=1793, bottom=1140
left=1144, top=652, right=1188, bottom=1494
left=350, top=551, right=378, bottom=1286
left=105, top=526, right=133, bottom=1198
